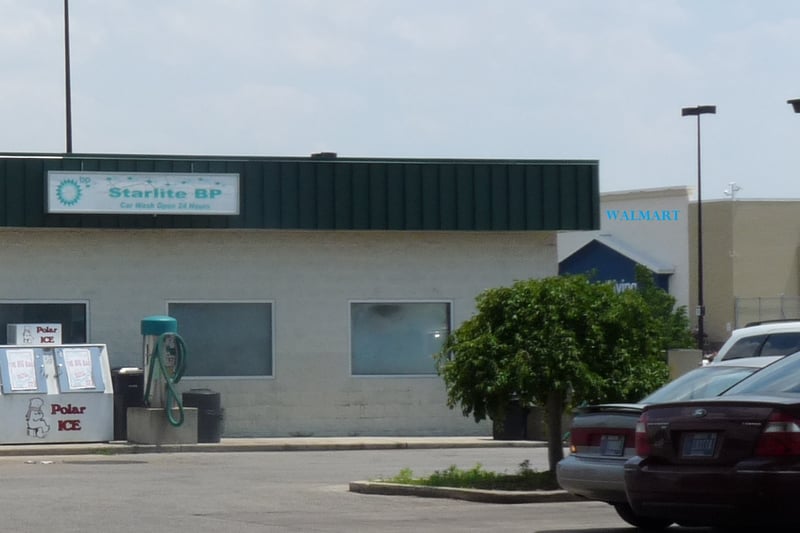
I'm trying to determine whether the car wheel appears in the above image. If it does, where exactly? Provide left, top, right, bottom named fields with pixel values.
left=613, top=503, right=672, bottom=530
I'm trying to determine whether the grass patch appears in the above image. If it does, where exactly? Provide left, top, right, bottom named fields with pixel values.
left=95, top=447, right=118, bottom=456
left=379, top=460, right=559, bottom=491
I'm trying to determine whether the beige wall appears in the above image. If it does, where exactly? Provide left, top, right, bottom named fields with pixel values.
left=0, top=228, right=557, bottom=437
left=691, top=201, right=735, bottom=346
left=731, top=202, right=800, bottom=299
left=692, top=200, right=800, bottom=348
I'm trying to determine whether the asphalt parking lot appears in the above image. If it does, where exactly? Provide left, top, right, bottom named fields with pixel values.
left=0, top=439, right=717, bottom=532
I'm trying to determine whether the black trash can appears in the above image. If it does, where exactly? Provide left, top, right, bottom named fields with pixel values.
left=182, top=388, right=224, bottom=443
left=111, top=367, right=145, bottom=441
left=492, top=400, right=530, bottom=440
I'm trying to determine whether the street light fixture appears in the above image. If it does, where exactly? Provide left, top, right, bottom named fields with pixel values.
left=789, top=98, right=800, bottom=113
left=682, top=105, right=716, bottom=352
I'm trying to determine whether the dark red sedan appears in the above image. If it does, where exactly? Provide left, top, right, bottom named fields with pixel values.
left=624, top=351, right=800, bottom=529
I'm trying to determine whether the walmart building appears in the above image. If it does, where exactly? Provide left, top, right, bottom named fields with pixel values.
left=559, top=187, right=800, bottom=353
left=0, top=153, right=599, bottom=437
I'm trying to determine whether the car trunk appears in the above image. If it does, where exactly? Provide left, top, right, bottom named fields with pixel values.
left=642, top=401, right=777, bottom=465
left=569, top=404, right=643, bottom=459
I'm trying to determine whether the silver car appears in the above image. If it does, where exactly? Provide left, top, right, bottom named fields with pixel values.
left=556, top=356, right=782, bottom=529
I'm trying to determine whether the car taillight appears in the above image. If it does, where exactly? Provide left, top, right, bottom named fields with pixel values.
left=755, top=411, right=800, bottom=457
left=634, top=412, right=651, bottom=457
left=568, top=428, right=589, bottom=453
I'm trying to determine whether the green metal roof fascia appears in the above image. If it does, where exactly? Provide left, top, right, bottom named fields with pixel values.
left=0, top=151, right=598, bottom=167
left=0, top=154, right=599, bottom=232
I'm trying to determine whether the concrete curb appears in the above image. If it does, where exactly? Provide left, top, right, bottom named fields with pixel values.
left=349, top=481, right=581, bottom=504
left=0, top=437, right=547, bottom=457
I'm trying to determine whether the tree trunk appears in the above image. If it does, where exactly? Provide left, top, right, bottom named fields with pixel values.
left=545, top=389, right=565, bottom=472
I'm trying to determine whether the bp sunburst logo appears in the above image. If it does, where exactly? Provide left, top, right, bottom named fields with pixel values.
left=56, top=179, right=82, bottom=206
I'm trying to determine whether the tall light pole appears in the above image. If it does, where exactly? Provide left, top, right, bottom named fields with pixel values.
left=682, top=105, right=716, bottom=352
left=64, top=0, right=73, bottom=153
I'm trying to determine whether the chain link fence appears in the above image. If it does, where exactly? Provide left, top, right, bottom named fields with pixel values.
left=734, top=297, right=800, bottom=328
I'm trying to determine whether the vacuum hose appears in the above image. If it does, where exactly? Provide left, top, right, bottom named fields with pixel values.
left=143, top=332, right=188, bottom=427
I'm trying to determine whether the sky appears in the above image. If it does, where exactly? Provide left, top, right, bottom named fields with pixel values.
left=1, top=1, right=800, bottom=200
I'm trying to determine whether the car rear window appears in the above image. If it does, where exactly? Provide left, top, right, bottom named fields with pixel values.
left=726, top=353, right=800, bottom=395
left=641, top=366, right=758, bottom=403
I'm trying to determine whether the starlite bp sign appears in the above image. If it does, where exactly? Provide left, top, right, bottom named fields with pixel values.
left=46, top=171, right=240, bottom=215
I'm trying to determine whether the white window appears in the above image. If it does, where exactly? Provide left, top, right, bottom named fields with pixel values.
left=168, top=302, right=273, bottom=377
left=351, top=301, right=451, bottom=376
left=0, top=302, right=88, bottom=343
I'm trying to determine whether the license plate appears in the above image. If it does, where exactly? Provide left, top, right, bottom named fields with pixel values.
left=599, top=434, right=625, bottom=456
left=681, top=432, right=717, bottom=457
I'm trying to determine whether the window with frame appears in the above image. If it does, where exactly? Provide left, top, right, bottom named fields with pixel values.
left=351, top=301, right=450, bottom=376
left=168, top=302, right=273, bottom=377
left=0, top=302, right=87, bottom=344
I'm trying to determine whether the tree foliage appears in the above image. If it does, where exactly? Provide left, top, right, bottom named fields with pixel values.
left=634, top=264, right=695, bottom=350
left=435, top=274, right=679, bottom=471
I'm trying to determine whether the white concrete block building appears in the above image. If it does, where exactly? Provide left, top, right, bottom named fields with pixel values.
left=0, top=153, right=599, bottom=437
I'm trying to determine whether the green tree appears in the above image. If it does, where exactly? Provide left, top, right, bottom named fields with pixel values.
left=634, top=264, right=695, bottom=350
left=435, top=275, right=671, bottom=471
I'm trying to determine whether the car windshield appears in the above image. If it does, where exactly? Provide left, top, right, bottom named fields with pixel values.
left=725, top=352, right=800, bottom=395
left=640, top=365, right=760, bottom=404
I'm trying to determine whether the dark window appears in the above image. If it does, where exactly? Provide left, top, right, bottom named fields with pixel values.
left=0, top=303, right=87, bottom=343
left=722, top=335, right=767, bottom=360
left=761, top=332, right=800, bottom=356
left=168, top=302, right=273, bottom=377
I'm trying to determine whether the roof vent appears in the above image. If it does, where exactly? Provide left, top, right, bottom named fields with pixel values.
left=310, top=152, right=338, bottom=159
